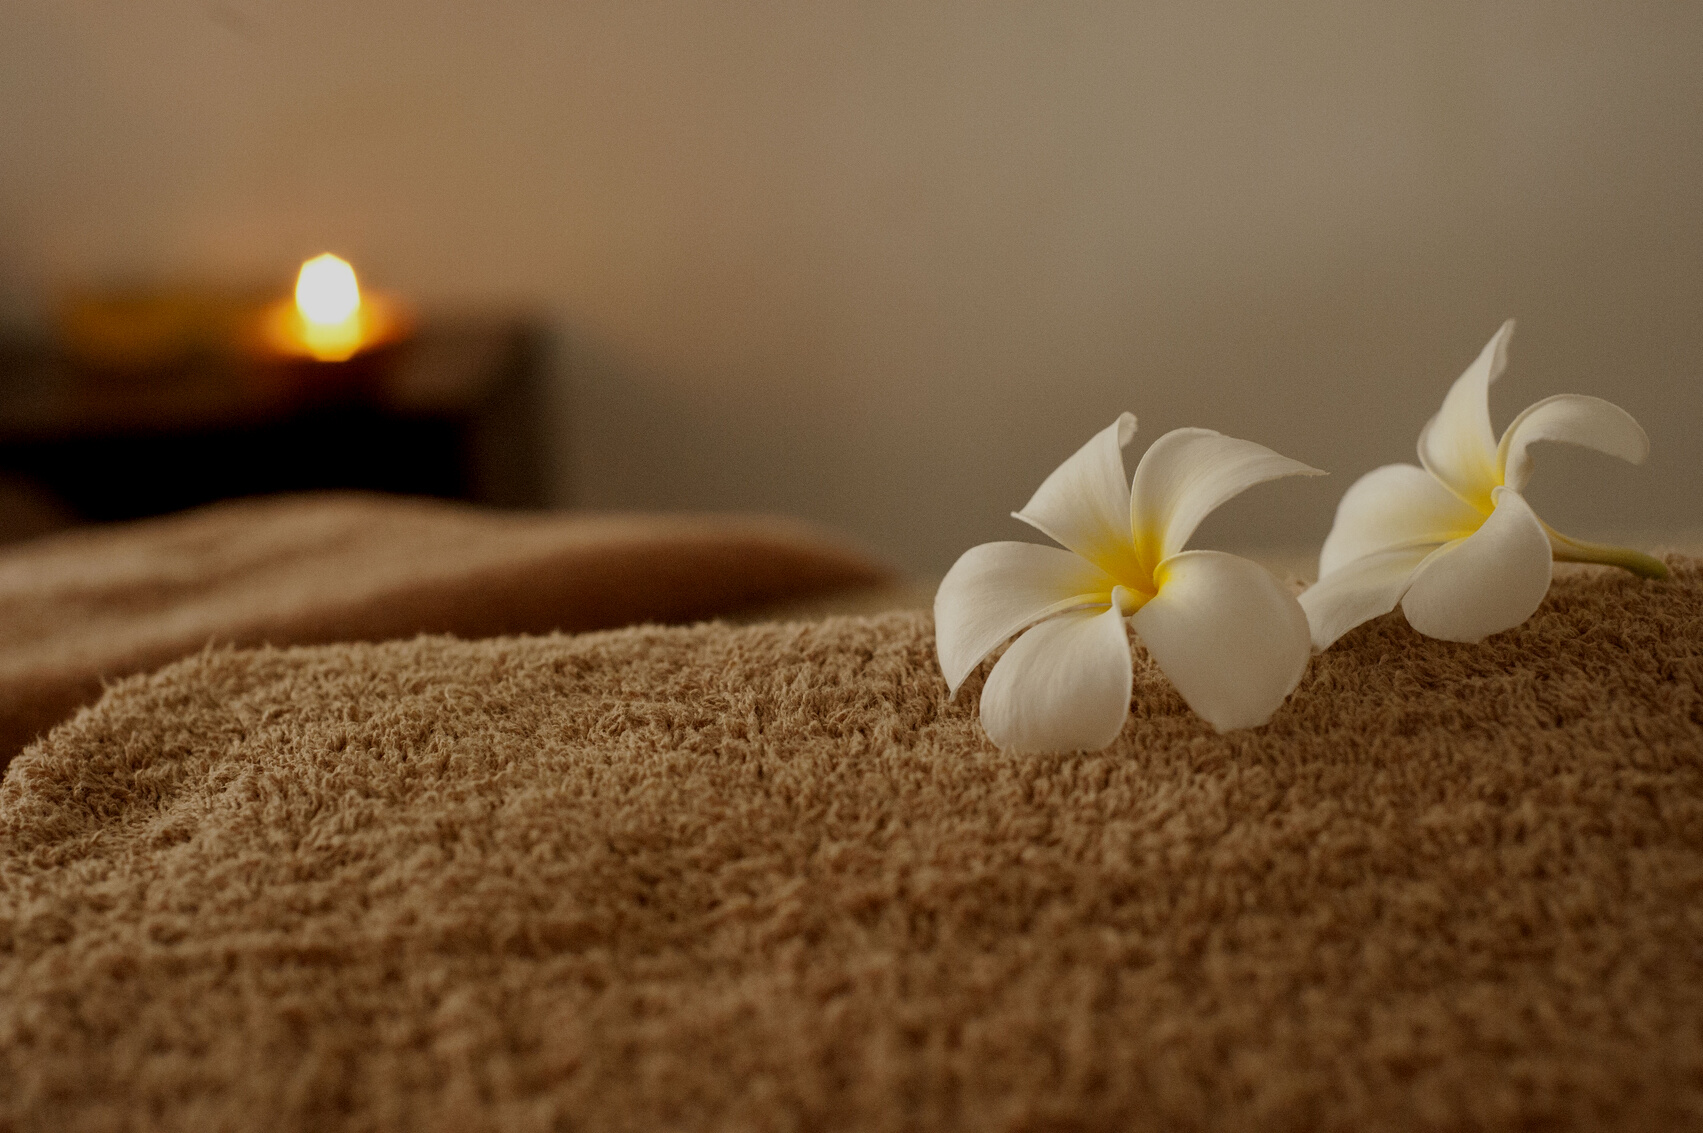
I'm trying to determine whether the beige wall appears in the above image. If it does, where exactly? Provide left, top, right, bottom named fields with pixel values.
left=3, top=1, right=1699, bottom=573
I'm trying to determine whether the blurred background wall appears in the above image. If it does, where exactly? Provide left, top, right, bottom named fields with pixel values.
left=2, top=0, right=1698, bottom=574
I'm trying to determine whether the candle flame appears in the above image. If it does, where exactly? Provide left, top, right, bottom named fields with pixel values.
left=293, top=253, right=363, bottom=361
left=261, top=252, right=406, bottom=363
left=296, top=254, right=361, bottom=323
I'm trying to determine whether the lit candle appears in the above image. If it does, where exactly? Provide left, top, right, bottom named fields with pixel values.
left=262, top=253, right=410, bottom=362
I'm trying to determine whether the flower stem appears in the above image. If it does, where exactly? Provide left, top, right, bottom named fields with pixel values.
left=1544, top=524, right=1669, bottom=579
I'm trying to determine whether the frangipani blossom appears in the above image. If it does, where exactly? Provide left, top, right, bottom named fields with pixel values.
left=1301, top=320, right=1667, bottom=651
left=935, top=415, right=1322, bottom=752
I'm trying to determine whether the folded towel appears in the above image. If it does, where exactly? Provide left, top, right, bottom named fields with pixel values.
left=0, top=492, right=891, bottom=770
left=1, top=557, right=1698, bottom=1131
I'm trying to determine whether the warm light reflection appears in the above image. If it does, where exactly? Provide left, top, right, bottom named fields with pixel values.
left=293, top=253, right=364, bottom=361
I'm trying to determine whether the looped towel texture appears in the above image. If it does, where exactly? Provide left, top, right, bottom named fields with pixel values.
left=0, top=558, right=1699, bottom=1130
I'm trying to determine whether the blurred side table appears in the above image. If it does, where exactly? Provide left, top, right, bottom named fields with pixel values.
left=0, top=318, right=550, bottom=526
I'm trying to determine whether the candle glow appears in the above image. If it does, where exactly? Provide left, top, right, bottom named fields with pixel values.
left=293, top=254, right=364, bottom=361
left=261, top=252, right=409, bottom=363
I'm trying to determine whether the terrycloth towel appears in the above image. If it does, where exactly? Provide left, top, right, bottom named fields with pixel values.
left=1, top=558, right=1699, bottom=1131
left=0, top=492, right=891, bottom=771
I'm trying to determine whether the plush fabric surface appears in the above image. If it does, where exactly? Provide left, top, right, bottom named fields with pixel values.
left=0, top=492, right=890, bottom=771
left=1, top=558, right=1700, bottom=1132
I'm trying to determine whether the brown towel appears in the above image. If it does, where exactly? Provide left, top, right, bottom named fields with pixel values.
left=1, top=558, right=1698, bottom=1131
left=0, top=492, right=891, bottom=769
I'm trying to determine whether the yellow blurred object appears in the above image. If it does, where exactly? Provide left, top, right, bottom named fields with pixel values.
left=56, top=287, right=258, bottom=373
left=260, top=253, right=411, bottom=363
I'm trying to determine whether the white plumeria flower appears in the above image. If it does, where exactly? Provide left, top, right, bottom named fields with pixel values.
left=935, top=414, right=1322, bottom=752
left=1301, top=320, right=1667, bottom=652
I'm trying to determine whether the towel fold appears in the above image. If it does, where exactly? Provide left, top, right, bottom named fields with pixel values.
left=0, top=492, right=891, bottom=769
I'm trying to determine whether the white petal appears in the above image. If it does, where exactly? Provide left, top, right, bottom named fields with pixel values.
left=1128, top=428, right=1324, bottom=572
left=1417, top=320, right=1513, bottom=509
left=1317, top=463, right=1484, bottom=577
left=1300, top=544, right=1437, bottom=651
left=1013, top=414, right=1144, bottom=579
left=1130, top=550, right=1311, bottom=732
left=1496, top=393, right=1650, bottom=493
left=978, top=604, right=1133, bottom=754
left=1400, top=486, right=1553, bottom=643
left=934, top=541, right=1117, bottom=695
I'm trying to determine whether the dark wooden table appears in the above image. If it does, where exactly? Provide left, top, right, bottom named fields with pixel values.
left=0, top=318, right=551, bottom=524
